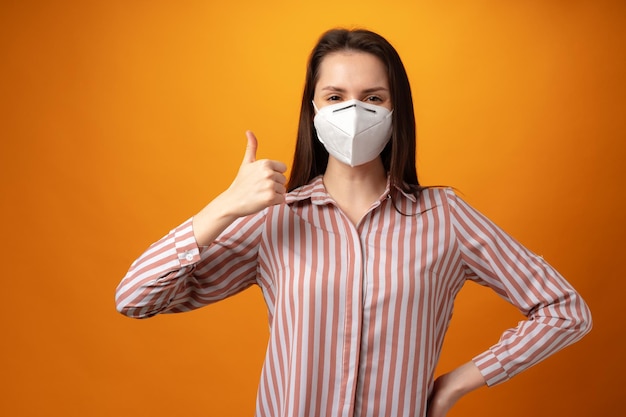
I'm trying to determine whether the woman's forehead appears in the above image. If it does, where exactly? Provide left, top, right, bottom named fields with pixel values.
left=316, top=51, right=388, bottom=89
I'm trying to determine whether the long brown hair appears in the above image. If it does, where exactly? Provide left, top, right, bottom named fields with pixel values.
left=287, top=28, right=422, bottom=195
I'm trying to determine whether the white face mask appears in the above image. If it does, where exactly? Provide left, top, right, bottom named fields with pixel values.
left=313, top=99, right=393, bottom=167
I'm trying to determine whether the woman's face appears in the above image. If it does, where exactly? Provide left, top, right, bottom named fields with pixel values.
left=313, top=51, right=391, bottom=111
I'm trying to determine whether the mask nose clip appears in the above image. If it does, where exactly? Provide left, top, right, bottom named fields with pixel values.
left=332, top=103, right=377, bottom=114
left=312, top=100, right=379, bottom=114
left=333, top=103, right=356, bottom=113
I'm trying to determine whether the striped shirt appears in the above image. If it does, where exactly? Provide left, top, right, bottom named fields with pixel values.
left=116, top=176, right=592, bottom=417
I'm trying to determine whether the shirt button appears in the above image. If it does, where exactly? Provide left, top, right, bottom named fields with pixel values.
left=185, top=253, right=194, bottom=261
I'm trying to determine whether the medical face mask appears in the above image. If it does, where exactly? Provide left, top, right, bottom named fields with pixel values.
left=313, top=99, right=393, bottom=167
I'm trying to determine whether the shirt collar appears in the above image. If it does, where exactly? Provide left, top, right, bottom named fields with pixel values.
left=285, top=175, right=418, bottom=205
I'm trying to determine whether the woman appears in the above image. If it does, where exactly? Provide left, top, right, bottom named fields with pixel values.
left=116, top=28, right=592, bottom=417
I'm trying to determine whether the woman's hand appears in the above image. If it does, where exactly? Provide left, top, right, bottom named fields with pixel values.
left=427, top=362, right=486, bottom=417
left=222, top=130, right=288, bottom=218
left=192, top=131, right=287, bottom=246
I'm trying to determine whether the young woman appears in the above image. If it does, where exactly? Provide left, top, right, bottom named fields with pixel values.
left=116, top=28, right=592, bottom=417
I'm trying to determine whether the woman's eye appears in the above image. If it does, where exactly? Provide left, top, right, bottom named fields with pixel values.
left=327, top=95, right=341, bottom=101
left=366, top=96, right=382, bottom=102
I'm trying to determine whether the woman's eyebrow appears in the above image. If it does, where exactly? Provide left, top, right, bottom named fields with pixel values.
left=320, top=86, right=346, bottom=92
left=320, top=86, right=389, bottom=93
left=362, top=87, right=389, bottom=94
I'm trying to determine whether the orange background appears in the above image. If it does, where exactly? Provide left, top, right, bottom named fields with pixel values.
left=1, top=1, right=624, bottom=416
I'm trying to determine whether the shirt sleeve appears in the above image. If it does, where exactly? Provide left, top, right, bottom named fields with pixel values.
left=115, top=210, right=267, bottom=319
left=445, top=189, right=592, bottom=386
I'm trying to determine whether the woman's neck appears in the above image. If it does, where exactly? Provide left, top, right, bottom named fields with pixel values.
left=322, top=157, right=388, bottom=224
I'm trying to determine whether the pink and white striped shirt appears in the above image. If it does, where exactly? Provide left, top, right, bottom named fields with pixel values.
left=116, top=176, right=591, bottom=417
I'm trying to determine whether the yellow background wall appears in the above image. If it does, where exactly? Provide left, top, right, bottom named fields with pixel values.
left=2, top=1, right=624, bottom=415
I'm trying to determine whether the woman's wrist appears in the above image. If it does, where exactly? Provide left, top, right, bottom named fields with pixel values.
left=444, top=361, right=486, bottom=397
left=428, top=361, right=486, bottom=417
left=192, top=193, right=240, bottom=247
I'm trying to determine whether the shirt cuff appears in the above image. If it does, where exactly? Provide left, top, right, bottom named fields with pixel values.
left=173, top=217, right=201, bottom=266
left=472, top=349, right=511, bottom=387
